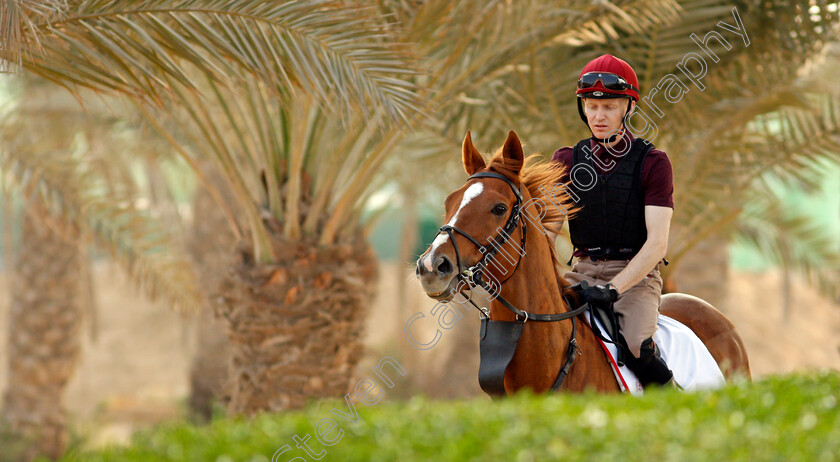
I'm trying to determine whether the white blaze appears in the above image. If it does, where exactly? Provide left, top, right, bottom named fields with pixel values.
left=425, top=182, right=484, bottom=271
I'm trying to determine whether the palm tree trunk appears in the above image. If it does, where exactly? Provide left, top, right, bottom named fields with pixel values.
left=396, top=189, right=418, bottom=309
left=188, top=307, right=230, bottom=420
left=2, top=209, right=82, bottom=461
left=187, top=182, right=234, bottom=421
left=215, top=232, right=378, bottom=414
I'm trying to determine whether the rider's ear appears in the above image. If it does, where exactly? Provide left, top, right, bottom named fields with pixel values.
left=502, top=130, right=524, bottom=174
left=462, top=130, right=486, bottom=175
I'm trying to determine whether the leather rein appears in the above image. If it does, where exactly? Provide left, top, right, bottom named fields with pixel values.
left=436, top=171, right=588, bottom=393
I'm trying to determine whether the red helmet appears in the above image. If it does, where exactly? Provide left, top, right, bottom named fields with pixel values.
left=576, top=54, right=639, bottom=129
left=576, top=54, right=640, bottom=101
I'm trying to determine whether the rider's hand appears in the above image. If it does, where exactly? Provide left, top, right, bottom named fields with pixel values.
left=569, top=281, right=618, bottom=306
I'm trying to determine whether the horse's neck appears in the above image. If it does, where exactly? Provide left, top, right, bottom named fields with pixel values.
left=495, top=225, right=619, bottom=393
left=489, top=227, right=565, bottom=319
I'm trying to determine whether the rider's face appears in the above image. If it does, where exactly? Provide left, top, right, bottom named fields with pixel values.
left=584, top=98, right=634, bottom=139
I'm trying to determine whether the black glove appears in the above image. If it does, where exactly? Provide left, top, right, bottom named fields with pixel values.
left=569, top=280, right=618, bottom=306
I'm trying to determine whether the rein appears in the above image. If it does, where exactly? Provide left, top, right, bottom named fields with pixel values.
left=435, top=171, right=587, bottom=396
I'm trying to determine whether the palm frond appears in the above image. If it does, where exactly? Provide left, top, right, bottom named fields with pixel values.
left=5, top=0, right=421, bottom=124
left=660, top=51, right=840, bottom=253
left=734, top=185, right=840, bottom=301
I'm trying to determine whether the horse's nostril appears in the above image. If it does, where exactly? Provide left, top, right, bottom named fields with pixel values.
left=436, top=255, right=453, bottom=276
left=416, top=256, right=429, bottom=277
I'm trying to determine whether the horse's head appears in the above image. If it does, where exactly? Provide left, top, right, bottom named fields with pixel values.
left=416, top=130, right=534, bottom=301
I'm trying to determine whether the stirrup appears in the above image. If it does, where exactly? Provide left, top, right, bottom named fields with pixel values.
left=664, top=375, right=682, bottom=390
left=650, top=372, right=682, bottom=390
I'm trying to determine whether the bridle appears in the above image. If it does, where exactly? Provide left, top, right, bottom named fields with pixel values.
left=434, top=171, right=588, bottom=395
left=439, top=171, right=526, bottom=308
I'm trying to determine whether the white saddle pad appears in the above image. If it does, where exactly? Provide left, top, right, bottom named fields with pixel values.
left=585, top=310, right=726, bottom=394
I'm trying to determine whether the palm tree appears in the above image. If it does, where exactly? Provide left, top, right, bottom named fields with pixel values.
left=1, top=201, right=82, bottom=462
left=0, top=79, right=200, bottom=461
left=633, top=13, right=840, bottom=305
left=1, top=0, right=430, bottom=418
left=186, top=164, right=236, bottom=421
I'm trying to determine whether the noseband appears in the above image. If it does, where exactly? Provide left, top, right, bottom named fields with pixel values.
left=435, top=171, right=588, bottom=396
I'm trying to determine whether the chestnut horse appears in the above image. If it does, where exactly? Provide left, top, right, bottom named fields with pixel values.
left=416, top=130, right=750, bottom=394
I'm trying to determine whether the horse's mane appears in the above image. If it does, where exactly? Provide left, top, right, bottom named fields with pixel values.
left=487, top=149, right=579, bottom=270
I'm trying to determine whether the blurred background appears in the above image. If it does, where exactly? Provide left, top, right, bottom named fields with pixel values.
left=0, top=0, right=839, bottom=460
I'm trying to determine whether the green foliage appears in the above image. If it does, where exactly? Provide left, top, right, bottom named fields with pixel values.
left=58, top=372, right=840, bottom=461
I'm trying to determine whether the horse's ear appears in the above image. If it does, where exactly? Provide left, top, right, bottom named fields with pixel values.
left=502, top=130, right=524, bottom=174
left=462, top=130, right=486, bottom=175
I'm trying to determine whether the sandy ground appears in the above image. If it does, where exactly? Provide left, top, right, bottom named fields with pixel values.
left=0, top=261, right=838, bottom=444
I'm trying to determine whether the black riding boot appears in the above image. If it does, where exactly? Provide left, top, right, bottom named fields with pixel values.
left=627, top=337, right=676, bottom=388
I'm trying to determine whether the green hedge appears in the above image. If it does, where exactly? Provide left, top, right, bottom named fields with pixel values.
left=59, top=371, right=840, bottom=461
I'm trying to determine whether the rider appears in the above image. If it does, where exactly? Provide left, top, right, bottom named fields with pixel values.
left=550, top=54, right=676, bottom=388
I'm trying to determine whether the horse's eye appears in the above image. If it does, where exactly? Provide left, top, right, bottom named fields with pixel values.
left=491, top=204, right=508, bottom=216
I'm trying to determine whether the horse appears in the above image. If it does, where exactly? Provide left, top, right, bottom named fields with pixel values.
left=415, top=130, right=750, bottom=394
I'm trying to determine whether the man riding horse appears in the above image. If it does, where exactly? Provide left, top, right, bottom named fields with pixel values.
left=550, top=54, right=676, bottom=388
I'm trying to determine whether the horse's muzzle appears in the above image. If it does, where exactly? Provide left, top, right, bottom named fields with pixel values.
left=416, top=253, right=458, bottom=301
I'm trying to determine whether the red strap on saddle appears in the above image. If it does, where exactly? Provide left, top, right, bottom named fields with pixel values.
left=595, top=336, right=631, bottom=392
